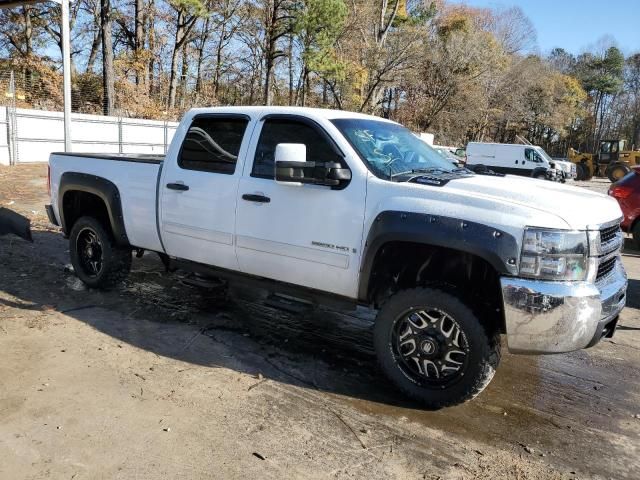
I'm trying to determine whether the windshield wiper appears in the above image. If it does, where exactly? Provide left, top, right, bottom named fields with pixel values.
left=389, top=170, right=413, bottom=179
left=411, top=167, right=450, bottom=174
left=389, top=166, right=472, bottom=181
left=389, top=167, right=449, bottom=179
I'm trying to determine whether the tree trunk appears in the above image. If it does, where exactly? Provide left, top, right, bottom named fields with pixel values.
left=86, top=29, right=101, bottom=72
left=300, top=68, right=309, bottom=107
left=23, top=6, right=32, bottom=56
left=288, top=34, right=293, bottom=106
left=23, top=6, right=33, bottom=84
left=263, top=53, right=273, bottom=105
left=262, top=1, right=279, bottom=106
left=263, top=61, right=272, bottom=105
left=194, top=17, right=211, bottom=101
left=167, top=11, right=185, bottom=109
left=101, top=0, right=115, bottom=116
left=179, top=44, right=189, bottom=108
left=147, top=0, right=155, bottom=93
left=135, top=0, right=144, bottom=85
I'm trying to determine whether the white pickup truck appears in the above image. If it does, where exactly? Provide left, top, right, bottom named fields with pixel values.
left=47, top=107, right=627, bottom=408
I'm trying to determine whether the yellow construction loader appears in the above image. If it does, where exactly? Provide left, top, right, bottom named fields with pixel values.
left=568, top=139, right=640, bottom=182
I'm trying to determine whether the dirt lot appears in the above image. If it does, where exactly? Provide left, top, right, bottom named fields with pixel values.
left=1, top=165, right=639, bottom=479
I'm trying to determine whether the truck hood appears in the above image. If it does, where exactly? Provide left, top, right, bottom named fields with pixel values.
left=440, top=174, right=621, bottom=229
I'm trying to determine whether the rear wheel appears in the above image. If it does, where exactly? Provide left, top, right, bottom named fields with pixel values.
left=607, top=164, right=631, bottom=183
left=374, top=287, right=500, bottom=409
left=69, top=216, right=131, bottom=289
left=575, top=163, right=587, bottom=181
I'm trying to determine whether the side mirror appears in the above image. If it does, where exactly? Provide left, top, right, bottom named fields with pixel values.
left=275, top=144, right=307, bottom=186
left=274, top=143, right=351, bottom=188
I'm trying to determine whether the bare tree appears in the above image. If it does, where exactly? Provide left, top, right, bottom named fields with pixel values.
left=101, top=0, right=115, bottom=115
left=166, top=0, right=205, bottom=109
left=259, top=0, right=295, bottom=105
left=489, top=6, right=536, bottom=55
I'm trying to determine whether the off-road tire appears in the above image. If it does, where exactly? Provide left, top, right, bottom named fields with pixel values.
left=69, top=216, right=132, bottom=289
left=575, top=163, right=587, bottom=181
left=374, top=287, right=500, bottom=409
left=607, top=164, right=631, bottom=183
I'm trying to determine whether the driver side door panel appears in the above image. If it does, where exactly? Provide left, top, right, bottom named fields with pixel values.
left=235, top=117, right=367, bottom=298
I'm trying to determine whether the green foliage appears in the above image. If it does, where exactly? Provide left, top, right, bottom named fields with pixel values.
left=294, top=0, right=347, bottom=69
left=577, top=46, right=625, bottom=96
left=407, top=1, right=437, bottom=26
left=170, top=0, right=208, bottom=16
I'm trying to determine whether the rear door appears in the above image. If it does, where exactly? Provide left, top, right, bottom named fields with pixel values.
left=234, top=116, right=367, bottom=298
left=159, top=114, right=252, bottom=270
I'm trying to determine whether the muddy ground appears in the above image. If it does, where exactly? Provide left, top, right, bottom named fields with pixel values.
left=1, top=165, right=639, bottom=479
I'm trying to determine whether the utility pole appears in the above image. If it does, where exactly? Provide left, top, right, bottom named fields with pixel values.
left=61, top=0, right=72, bottom=151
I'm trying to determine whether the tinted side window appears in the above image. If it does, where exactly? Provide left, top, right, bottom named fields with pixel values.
left=252, top=120, right=339, bottom=179
left=179, top=116, right=249, bottom=174
left=524, top=148, right=534, bottom=161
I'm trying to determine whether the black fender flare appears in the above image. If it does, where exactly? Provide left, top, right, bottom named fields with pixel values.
left=357, top=211, right=520, bottom=302
left=58, top=172, right=129, bottom=246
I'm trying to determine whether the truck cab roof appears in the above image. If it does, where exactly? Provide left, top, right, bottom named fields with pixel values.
left=184, top=106, right=396, bottom=123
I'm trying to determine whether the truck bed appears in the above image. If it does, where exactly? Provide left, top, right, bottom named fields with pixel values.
left=49, top=151, right=164, bottom=252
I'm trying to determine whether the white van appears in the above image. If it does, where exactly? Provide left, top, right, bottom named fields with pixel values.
left=466, top=143, right=561, bottom=180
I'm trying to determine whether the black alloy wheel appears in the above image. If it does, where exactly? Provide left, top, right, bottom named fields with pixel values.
left=75, top=227, right=104, bottom=278
left=392, top=308, right=469, bottom=388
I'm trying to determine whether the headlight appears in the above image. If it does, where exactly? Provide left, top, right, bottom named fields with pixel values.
left=519, top=229, right=588, bottom=281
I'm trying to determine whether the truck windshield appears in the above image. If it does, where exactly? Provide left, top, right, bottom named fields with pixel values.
left=331, top=118, right=459, bottom=179
left=534, top=146, right=553, bottom=164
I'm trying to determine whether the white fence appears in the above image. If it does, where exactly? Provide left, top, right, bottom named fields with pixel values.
left=0, top=107, right=179, bottom=165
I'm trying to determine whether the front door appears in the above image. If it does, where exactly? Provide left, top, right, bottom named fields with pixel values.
left=159, top=114, right=252, bottom=270
left=235, top=116, right=367, bottom=298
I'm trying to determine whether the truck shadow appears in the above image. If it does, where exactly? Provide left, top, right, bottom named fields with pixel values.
left=0, top=228, right=412, bottom=408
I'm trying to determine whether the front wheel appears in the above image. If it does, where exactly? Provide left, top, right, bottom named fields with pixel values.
left=69, top=216, right=132, bottom=289
left=607, top=164, right=631, bottom=182
left=374, top=287, right=500, bottom=409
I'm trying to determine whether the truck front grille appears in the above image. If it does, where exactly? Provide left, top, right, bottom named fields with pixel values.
left=595, top=221, right=623, bottom=283
left=596, top=255, right=618, bottom=281
left=600, top=224, right=621, bottom=245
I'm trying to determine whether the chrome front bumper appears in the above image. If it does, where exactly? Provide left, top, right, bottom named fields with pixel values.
left=500, top=259, right=627, bottom=354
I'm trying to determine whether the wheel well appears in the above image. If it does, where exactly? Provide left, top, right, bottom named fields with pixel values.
left=366, top=242, right=505, bottom=333
left=62, top=190, right=112, bottom=236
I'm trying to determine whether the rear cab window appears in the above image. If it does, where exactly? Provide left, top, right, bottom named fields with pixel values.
left=178, top=116, right=250, bottom=174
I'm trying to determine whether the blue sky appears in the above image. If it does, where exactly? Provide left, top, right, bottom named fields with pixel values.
left=449, top=0, right=640, bottom=55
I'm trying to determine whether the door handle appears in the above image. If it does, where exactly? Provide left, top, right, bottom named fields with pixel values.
left=166, top=182, right=189, bottom=191
left=242, top=193, right=270, bottom=203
